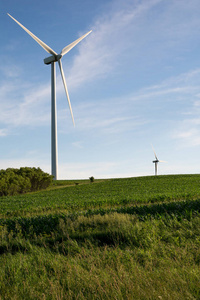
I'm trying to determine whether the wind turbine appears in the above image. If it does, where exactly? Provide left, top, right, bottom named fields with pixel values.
left=8, top=13, right=92, bottom=180
left=151, top=145, right=166, bottom=176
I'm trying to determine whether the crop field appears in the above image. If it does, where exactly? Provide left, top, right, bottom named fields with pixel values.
left=0, top=174, right=200, bottom=299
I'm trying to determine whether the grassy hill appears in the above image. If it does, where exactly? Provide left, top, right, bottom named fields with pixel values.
left=0, top=174, right=200, bottom=299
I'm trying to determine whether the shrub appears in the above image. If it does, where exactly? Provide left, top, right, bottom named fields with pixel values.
left=89, top=176, right=94, bottom=183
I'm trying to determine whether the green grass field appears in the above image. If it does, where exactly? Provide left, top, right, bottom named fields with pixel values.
left=0, top=174, right=200, bottom=299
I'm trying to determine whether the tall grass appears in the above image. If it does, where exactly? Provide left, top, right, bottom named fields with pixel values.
left=0, top=175, right=200, bottom=299
left=0, top=211, right=200, bottom=299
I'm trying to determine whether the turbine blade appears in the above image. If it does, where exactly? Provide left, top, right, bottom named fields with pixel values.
left=159, top=160, right=167, bottom=163
left=151, top=144, right=158, bottom=160
left=7, top=13, right=57, bottom=56
left=61, top=30, right=92, bottom=56
left=58, top=60, right=75, bottom=126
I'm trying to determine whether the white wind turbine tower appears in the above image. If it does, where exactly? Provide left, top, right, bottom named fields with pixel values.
left=8, top=13, right=92, bottom=180
left=151, top=145, right=166, bottom=176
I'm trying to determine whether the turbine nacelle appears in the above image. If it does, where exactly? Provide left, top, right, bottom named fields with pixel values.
left=44, top=54, right=62, bottom=65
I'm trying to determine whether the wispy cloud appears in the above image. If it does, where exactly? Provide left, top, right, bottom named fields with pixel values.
left=173, top=122, right=200, bottom=147
left=0, top=84, right=50, bottom=128
left=67, top=0, right=165, bottom=88
left=0, top=129, right=8, bottom=137
left=2, top=0, right=200, bottom=136
left=0, top=64, right=22, bottom=78
left=72, top=141, right=83, bottom=149
left=66, top=0, right=200, bottom=89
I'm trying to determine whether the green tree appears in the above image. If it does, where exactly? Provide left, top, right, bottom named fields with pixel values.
left=0, top=167, right=53, bottom=196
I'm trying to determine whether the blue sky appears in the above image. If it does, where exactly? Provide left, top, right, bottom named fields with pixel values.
left=1, top=0, right=200, bottom=179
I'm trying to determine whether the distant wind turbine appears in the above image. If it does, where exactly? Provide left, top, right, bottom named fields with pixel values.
left=8, top=13, right=92, bottom=180
left=151, top=145, right=166, bottom=176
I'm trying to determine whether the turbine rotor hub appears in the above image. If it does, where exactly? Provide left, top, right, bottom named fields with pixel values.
left=44, top=54, right=62, bottom=65
left=56, top=54, right=62, bottom=61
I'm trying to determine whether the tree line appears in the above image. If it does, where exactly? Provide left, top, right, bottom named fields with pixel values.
left=0, top=167, right=53, bottom=196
